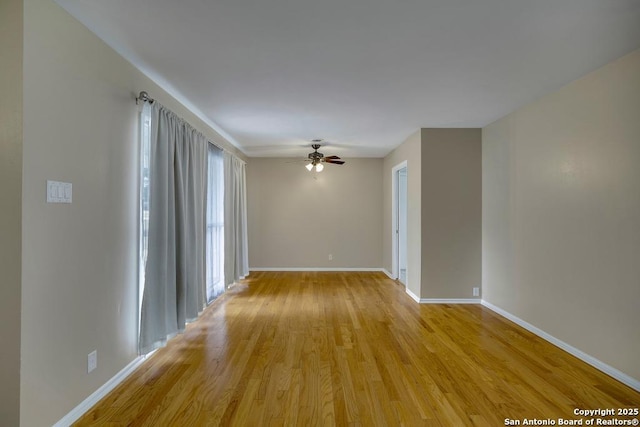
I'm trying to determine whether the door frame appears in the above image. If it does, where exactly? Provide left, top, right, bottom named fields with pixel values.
left=391, top=161, right=408, bottom=283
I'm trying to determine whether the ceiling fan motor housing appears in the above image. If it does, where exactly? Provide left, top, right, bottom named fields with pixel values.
left=304, top=142, right=344, bottom=167
left=308, top=151, right=324, bottom=161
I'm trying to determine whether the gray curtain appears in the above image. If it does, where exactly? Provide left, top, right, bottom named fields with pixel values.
left=224, top=153, right=249, bottom=288
left=139, top=103, right=208, bottom=354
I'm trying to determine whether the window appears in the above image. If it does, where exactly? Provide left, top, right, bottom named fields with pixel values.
left=139, top=102, right=151, bottom=330
left=206, top=144, right=225, bottom=302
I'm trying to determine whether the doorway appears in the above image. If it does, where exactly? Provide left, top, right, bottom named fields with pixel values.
left=392, top=162, right=408, bottom=285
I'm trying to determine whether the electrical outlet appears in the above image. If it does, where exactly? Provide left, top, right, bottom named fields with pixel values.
left=328, top=254, right=333, bottom=261
left=472, top=287, right=480, bottom=297
left=88, top=350, right=97, bottom=373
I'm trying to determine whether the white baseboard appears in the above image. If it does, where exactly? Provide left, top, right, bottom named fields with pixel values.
left=404, top=288, right=481, bottom=304
left=249, top=267, right=387, bottom=272
left=249, top=267, right=397, bottom=280
left=481, top=300, right=640, bottom=393
left=421, top=298, right=481, bottom=304
left=405, top=288, right=421, bottom=303
left=54, top=353, right=151, bottom=427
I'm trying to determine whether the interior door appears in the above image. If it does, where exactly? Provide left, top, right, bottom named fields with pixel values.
left=397, top=167, right=408, bottom=285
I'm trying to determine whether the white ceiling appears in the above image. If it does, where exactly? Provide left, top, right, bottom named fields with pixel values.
left=55, top=0, right=640, bottom=158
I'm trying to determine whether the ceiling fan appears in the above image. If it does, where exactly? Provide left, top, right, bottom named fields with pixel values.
left=304, top=140, right=345, bottom=172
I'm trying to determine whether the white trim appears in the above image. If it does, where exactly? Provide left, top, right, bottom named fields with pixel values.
left=420, top=298, right=481, bottom=304
left=405, top=288, right=421, bottom=303
left=404, top=289, right=482, bottom=305
left=391, top=161, right=408, bottom=282
left=250, top=267, right=396, bottom=281
left=249, top=267, right=387, bottom=272
left=481, top=300, right=640, bottom=393
left=54, top=354, right=151, bottom=427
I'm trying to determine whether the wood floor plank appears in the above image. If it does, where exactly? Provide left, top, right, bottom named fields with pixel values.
left=74, top=272, right=640, bottom=426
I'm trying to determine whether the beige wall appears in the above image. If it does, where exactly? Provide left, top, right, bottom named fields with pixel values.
left=382, top=131, right=421, bottom=297
left=421, top=129, right=481, bottom=299
left=20, top=1, right=242, bottom=425
left=0, top=0, right=23, bottom=424
left=382, top=129, right=481, bottom=301
left=247, top=157, right=382, bottom=268
left=483, top=49, right=640, bottom=382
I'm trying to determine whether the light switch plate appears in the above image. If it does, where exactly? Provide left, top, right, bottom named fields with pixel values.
left=47, top=180, right=72, bottom=203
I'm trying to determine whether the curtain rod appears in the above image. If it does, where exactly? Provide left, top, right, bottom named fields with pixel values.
left=136, top=91, right=155, bottom=104
left=136, top=90, right=245, bottom=164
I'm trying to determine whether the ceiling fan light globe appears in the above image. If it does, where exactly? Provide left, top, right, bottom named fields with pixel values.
left=315, top=163, right=324, bottom=172
left=305, top=163, right=314, bottom=171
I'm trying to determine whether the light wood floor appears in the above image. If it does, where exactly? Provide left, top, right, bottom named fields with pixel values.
left=75, top=272, right=639, bottom=426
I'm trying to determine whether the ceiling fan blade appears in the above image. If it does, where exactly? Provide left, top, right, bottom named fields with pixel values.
left=324, top=155, right=341, bottom=160
left=324, top=159, right=345, bottom=165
